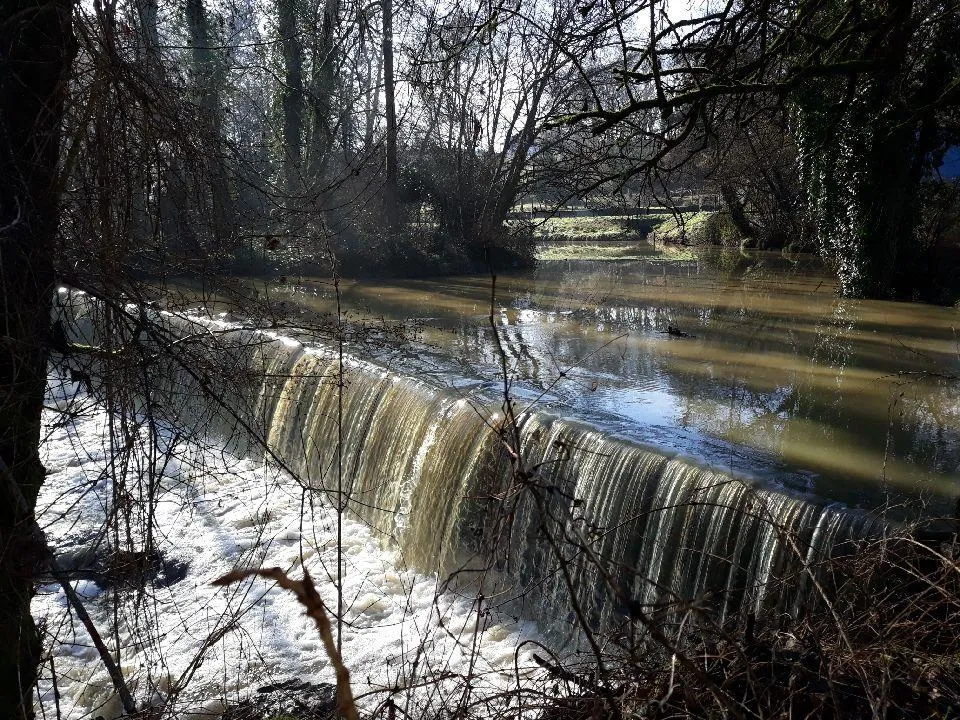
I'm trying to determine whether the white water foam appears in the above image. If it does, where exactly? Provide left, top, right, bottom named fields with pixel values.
left=33, top=371, right=545, bottom=719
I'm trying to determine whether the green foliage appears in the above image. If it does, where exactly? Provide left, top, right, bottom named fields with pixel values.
left=648, top=211, right=714, bottom=245
left=695, top=212, right=743, bottom=248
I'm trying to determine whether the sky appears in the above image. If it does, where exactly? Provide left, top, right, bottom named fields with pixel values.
left=939, top=146, right=960, bottom=179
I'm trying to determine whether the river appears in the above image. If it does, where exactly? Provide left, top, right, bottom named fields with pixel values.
left=227, top=253, right=960, bottom=519
left=37, top=258, right=959, bottom=715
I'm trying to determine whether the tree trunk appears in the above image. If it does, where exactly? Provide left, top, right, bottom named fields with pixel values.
left=306, top=0, right=340, bottom=183
left=362, top=42, right=383, bottom=154
left=478, top=70, right=551, bottom=253
left=382, top=0, right=399, bottom=237
left=134, top=0, right=159, bottom=53
left=0, top=0, right=73, bottom=715
left=185, top=0, right=235, bottom=247
left=340, top=74, right=355, bottom=167
left=719, top=184, right=754, bottom=242
left=131, top=0, right=162, bottom=251
left=277, top=0, right=305, bottom=195
left=796, top=0, right=943, bottom=301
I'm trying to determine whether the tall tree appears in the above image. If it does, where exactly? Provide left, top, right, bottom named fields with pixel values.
left=185, top=0, right=236, bottom=246
left=305, top=0, right=342, bottom=182
left=0, top=0, right=73, bottom=715
left=277, top=0, right=305, bottom=195
left=361, top=30, right=383, bottom=154
left=382, top=0, right=399, bottom=235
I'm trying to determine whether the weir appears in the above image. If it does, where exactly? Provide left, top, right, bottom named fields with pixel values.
left=60, top=291, right=886, bottom=641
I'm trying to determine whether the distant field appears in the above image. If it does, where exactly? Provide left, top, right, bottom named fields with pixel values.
left=535, top=241, right=698, bottom=262
left=525, top=212, right=708, bottom=261
left=526, top=213, right=675, bottom=242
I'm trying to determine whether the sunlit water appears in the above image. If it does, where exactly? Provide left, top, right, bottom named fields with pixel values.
left=40, top=256, right=959, bottom=716
left=48, top=259, right=960, bottom=716
left=231, top=253, right=960, bottom=518
left=51, top=268, right=947, bottom=695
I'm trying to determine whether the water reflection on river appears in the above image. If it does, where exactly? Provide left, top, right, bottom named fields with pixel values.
left=238, top=254, right=960, bottom=517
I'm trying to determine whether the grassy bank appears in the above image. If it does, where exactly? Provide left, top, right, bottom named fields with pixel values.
left=646, top=210, right=714, bottom=244
left=536, top=241, right=698, bottom=261
left=529, top=213, right=671, bottom=242
left=529, top=212, right=706, bottom=261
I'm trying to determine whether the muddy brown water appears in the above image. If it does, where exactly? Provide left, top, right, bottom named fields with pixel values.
left=186, top=253, right=960, bottom=518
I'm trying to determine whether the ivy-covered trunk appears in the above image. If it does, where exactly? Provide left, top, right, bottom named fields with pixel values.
left=795, top=0, right=956, bottom=301
left=0, top=0, right=73, bottom=715
left=798, top=97, right=922, bottom=299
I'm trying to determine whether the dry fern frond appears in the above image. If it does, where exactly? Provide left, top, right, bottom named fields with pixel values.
left=213, top=567, right=360, bottom=720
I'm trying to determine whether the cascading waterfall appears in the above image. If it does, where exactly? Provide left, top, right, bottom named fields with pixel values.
left=56, top=290, right=886, bottom=642
left=512, top=414, right=885, bottom=634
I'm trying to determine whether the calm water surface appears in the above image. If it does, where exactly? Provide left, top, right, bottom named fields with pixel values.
left=230, top=254, right=960, bottom=516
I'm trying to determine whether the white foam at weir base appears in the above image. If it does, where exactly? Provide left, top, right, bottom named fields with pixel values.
left=33, top=371, right=545, bottom=719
